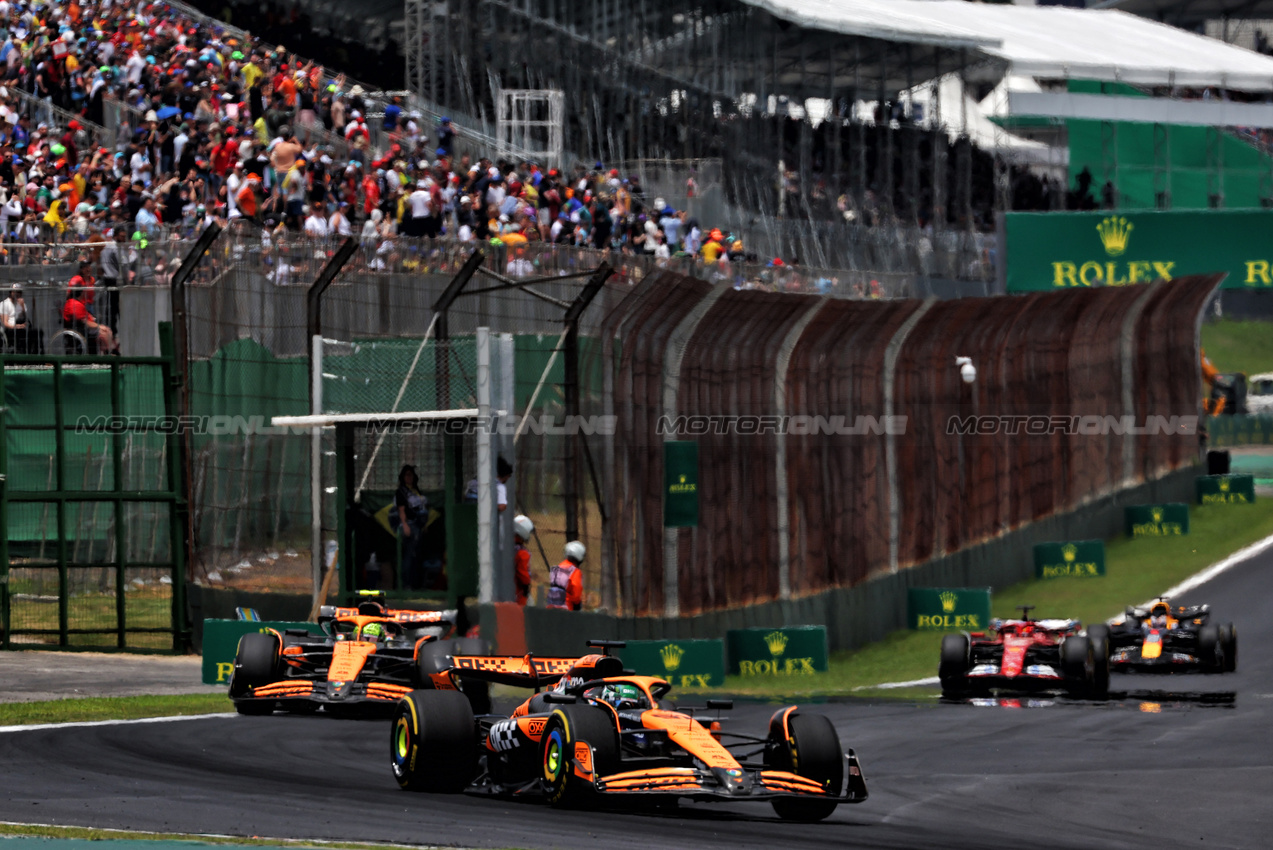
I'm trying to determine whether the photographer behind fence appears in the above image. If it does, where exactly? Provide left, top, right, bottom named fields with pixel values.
left=0, top=284, right=42, bottom=353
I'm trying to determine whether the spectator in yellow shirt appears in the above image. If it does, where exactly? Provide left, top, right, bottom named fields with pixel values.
left=701, top=228, right=725, bottom=263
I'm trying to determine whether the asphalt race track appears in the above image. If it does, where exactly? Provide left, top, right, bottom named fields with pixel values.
left=2, top=550, right=1271, bottom=850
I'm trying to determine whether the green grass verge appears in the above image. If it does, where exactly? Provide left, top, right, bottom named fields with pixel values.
left=0, top=693, right=232, bottom=726
left=1201, top=319, right=1273, bottom=376
left=698, top=498, right=1273, bottom=698
left=0, top=822, right=459, bottom=849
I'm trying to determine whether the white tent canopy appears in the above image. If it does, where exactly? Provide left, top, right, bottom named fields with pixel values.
left=745, top=0, right=1273, bottom=91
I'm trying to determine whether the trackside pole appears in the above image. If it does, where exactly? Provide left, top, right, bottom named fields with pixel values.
left=477, top=327, right=493, bottom=604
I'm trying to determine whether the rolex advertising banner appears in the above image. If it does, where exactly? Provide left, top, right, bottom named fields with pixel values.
left=1196, top=474, right=1256, bottom=504
left=1124, top=503, right=1190, bottom=537
left=1034, top=540, right=1107, bottom=579
left=727, top=627, right=830, bottom=677
left=663, top=440, right=699, bottom=527
left=202, top=619, right=324, bottom=685
left=617, top=639, right=725, bottom=688
left=1003, top=210, right=1273, bottom=292
left=907, top=588, right=992, bottom=631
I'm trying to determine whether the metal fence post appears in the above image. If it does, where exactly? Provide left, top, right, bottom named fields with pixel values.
left=306, top=238, right=358, bottom=613
left=884, top=298, right=936, bottom=574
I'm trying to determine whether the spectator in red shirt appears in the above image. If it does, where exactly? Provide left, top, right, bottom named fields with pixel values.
left=62, top=289, right=118, bottom=354
left=68, top=259, right=96, bottom=305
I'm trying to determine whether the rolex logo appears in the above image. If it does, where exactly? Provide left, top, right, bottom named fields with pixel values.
left=1096, top=216, right=1133, bottom=257
left=1151, top=506, right=1164, bottom=523
left=940, top=591, right=958, bottom=614
left=764, top=631, right=789, bottom=657
left=1220, top=479, right=1231, bottom=492
left=680, top=475, right=686, bottom=484
left=1062, top=543, right=1077, bottom=563
left=660, top=643, right=685, bottom=672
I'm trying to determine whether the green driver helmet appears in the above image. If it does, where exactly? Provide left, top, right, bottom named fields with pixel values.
left=600, top=683, right=644, bottom=711
left=360, top=622, right=385, bottom=641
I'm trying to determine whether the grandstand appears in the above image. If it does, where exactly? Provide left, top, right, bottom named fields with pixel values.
left=195, top=0, right=1273, bottom=272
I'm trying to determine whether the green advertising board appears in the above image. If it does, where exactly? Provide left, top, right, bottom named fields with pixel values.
left=907, top=588, right=992, bottom=631
left=663, top=440, right=699, bottom=527
left=617, top=639, right=725, bottom=688
left=1124, top=503, right=1190, bottom=537
left=201, top=619, right=324, bottom=685
left=1003, top=210, right=1273, bottom=292
left=726, top=627, right=829, bottom=677
left=1034, top=540, right=1106, bottom=579
left=1196, top=474, right=1256, bottom=505
left=1206, top=414, right=1273, bottom=448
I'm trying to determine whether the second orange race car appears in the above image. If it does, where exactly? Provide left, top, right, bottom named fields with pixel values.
left=229, top=594, right=491, bottom=716
left=390, top=640, right=867, bottom=821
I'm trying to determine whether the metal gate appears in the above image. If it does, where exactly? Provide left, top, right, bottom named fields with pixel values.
left=0, top=326, right=188, bottom=650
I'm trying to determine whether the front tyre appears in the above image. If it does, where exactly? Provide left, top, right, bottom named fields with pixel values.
left=230, top=632, right=281, bottom=714
left=1086, top=626, right=1111, bottom=699
left=767, top=711, right=844, bottom=822
left=391, top=689, right=477, bottom=792
left=1220, top=623, right=1237, bottom=672
left=1061, top=635, right=1094, bottom=698
left=541, top=705, right=619, bottom=807
left=939, top=634, right=970, bottom=698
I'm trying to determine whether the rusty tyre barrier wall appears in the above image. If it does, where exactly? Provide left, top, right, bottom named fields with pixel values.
left=605, top=273, right=1222, bottom=617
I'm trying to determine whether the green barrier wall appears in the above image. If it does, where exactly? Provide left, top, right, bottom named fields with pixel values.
left=1125, top=503, right=1190, bottom=536
left=200, top=618, right=324, bottom=684
left=726, top=626, right=828, bottom=677
left=1206, top=415, right=1273, bottom=448
left=1196, top=474, right=1256, bottom=504
left=906, top=588, right=991, bottom=631
left=1033, top=540, right=1106, bottom=579
left=617, top=639, right=725, bottom=688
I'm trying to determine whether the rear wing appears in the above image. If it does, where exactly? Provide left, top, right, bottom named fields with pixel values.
left=318, top=605, right=457, bottom=627
left=451, top=654, right=578, bottom=687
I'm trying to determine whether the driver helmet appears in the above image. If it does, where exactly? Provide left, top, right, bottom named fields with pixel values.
left=360, top=622, right=386, bottom=642
left=599, top=683, right=644, bottom=711
left=1149, top=602, right=1170, bottom=628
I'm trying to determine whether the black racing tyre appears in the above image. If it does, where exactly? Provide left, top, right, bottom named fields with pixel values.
left=541, top=704, right=620, bottom=807
left=1086, top=628, right=1111, bottom=699
left=391, top=689, right=478, bottom=793
left=452, top=637, right=493, bottom=715
left=767, top=712, right=845, bottom=822
left=1220, top=623, right=1237, bottom=673
left=230, top=632, right=281, bottom=713
left=1198, top=624, right=1222, bottom=671
left=938, top=634, right=971, bottom=698
left=1061, top=635, right=1094, bottom=697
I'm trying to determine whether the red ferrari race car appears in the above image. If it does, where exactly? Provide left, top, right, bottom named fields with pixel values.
left=390, top=641, right=868, bottom=821
left=229, top=594, right=490, bottom=716
left=939, top=607, right=1109, bottom=699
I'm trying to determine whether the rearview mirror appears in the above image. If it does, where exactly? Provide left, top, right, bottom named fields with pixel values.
left=543, top=692, right=578, bottom=704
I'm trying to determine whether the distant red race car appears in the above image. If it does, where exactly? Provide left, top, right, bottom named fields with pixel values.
left=938, top=606, right=1109, bottom=699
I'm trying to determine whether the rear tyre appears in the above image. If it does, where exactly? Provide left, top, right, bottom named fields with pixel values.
left=938, top=634, right=971, bottom=698
left=1198, top=624, right=1222, bottom=671
left=542, top=705, right=620, bottom=807
left=391, top=689, right=478, bottom=792
left=230, top=632, right=281, bottom=714
left=1220, top=623, right=1237, bottom=673
left=1061, top=636, right=1094, bottom=698
left=453, top=637, right=493, bottom=715
left=767, top=712, right=844, bottom=822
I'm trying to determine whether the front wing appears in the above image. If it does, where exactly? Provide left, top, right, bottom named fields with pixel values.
left=567, top=745, right=868, bottom=804
left=235, top=678, right=416, bottom=706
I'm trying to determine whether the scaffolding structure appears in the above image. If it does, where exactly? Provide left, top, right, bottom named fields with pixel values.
left=496, top=88, right=566, bottom=167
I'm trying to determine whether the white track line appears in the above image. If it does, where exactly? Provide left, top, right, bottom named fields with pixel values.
left=861, top=529, right=1273, bottom=690
left=0, top=712, right=237, bottom=734
left=854, top=676, right=940, bottom=691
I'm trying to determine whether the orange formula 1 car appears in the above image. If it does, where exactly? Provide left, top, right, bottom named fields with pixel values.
left=390, top=641, right=867, bottom=821
left=228, top=596, right=490, bottom=716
